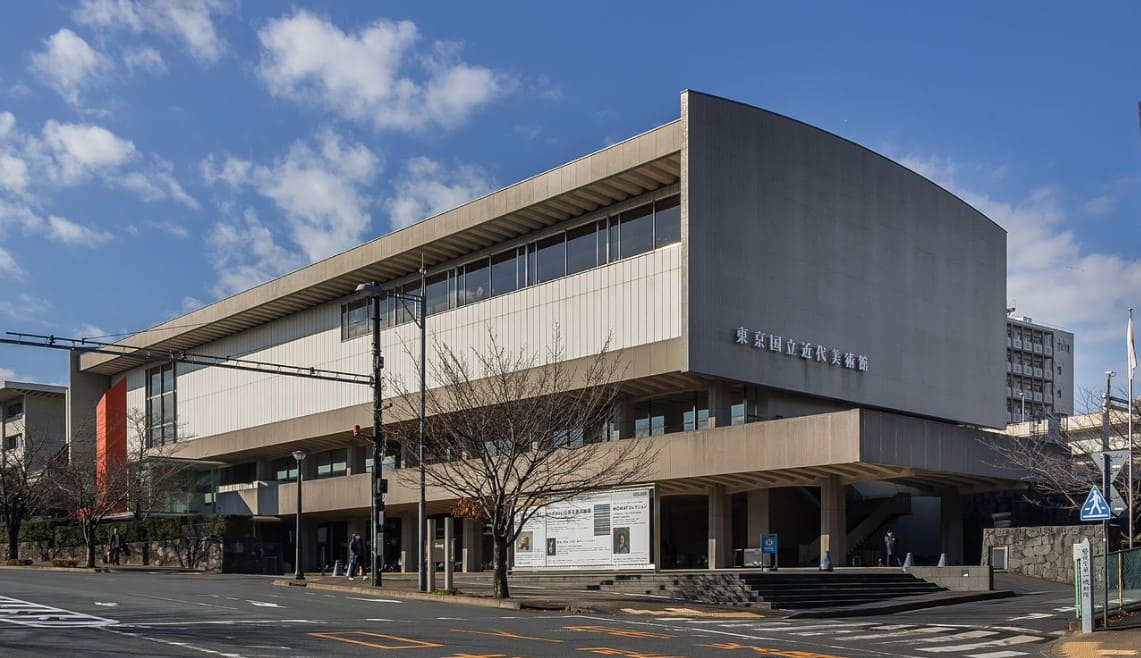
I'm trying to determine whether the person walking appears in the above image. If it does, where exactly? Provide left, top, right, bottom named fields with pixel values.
left=347, top=532, right=362, bottom=580
left=110, top=528, right=123, bottom=565
left=883, top=529, right=897, bottom=567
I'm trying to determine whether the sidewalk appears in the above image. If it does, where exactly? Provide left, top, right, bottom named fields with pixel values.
left=1054, top=620, right=1141, bottom=657
left=272, top=572, right=772, bottom=617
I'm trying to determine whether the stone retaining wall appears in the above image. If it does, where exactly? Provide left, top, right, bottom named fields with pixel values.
left=18, top=539, right=222, bottom=570
left=981, top=525, right=1107, bottom=584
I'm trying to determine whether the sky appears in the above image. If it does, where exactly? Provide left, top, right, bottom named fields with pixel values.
left=0, top=1, right=1138, bottom=411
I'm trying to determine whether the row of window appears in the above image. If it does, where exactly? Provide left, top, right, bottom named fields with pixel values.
left=342, top=193, right=681, bottom=339
left=146, top=364, right=177, bottom=447
left=3, top=434, right=20, bottom=450
left=271, top=448, right=349, bottom=481
left=2, top=401, right=22, bottom=420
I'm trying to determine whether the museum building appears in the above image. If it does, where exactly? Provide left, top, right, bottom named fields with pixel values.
left=70, top=91, right=1030, bottom=573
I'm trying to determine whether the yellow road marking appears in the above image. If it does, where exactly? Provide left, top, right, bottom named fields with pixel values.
left=700, top=641, right=844, bottom=658
left=577, top=649, right=686, bottom=658
left=309, top=631, right=442, bottom=650
left=453, top=628, right=563, bottom=643
left=564, top=624, right=675, bottom=639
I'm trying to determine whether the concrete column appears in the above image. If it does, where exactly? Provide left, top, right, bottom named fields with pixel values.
left=444, top=517, right=454, bottom=592
left=347, top=445, right=366, bottom=475
left=940, top=490, right=964, bottom=565
left=401, top=513, right=415, bottom=573
left=707, top=381, right=733, bottom=428
left=426, top=518, right=437, bottom=592
left=707, top=484, right=732, bottom=569
left=255, top=458, right=274, bottom=482
left=612, top=395, right=635, bottom=440
left=746, top=489, right=770, bottom=548
left=819, top=475, right=847, bottom=565
left=462, top=518, right=483, bottom=572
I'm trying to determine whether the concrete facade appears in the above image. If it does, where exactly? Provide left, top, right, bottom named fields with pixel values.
left=1005, top=316, right=1074, bottom=423
left=1, top=380, right=66, bottom=469
left=71, top=91, right=1032, bottom=573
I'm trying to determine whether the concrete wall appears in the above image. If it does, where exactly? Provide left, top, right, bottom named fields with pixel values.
left=907, top=565, right=993, bottom=591
left=67, top=350, right=109, bottom=462
left=981, top=525, right=1107, bottom=583
left=24, top=394, right=66, bottom=468
left=682, top=91, right=1007, bottom=428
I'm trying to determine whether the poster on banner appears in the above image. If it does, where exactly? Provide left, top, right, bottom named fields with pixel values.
left=513, top=487, right=653, bottom=570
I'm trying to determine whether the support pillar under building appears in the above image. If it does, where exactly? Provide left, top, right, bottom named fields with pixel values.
left=461, top=518, right=483, bottom=572
left=940, top=490, right=964, bottom=565
left=746, top=489, right=770, bottom=549
left=707, top=484, right=732, bottom=569
left=401, top=513, right=415, bottom=573
left=820, top=475, right=847, bottom=565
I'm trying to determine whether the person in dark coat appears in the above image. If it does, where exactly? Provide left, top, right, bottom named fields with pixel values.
left=110, top=528, right=123, bottom=565
left=883, top=529, right=897, bottom=566
left=347, top=533, right=363, bottom=580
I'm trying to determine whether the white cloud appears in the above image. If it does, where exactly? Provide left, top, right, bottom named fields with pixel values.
left=0, top=154, right=29, bottom=194
left=117, top=158, right=198, bottom=208
left=73, top=323, right=109, bottom=340
left=74, top=0, right=228, bottom=63
left=896, top=153, right=1141, bottom=396
left=0, top=367, right=17, bottom=379
left=203, top=130, right=381, bottom=263
left=0, top=200, right=44, bottom=233
left=181, top=296, right=201, bottom=312
left=46, top=215, right=112, bottom=246
left=40, top=119, right=137, bottom=185
left=123, top=46, right=166, bottom=74
left=0, top=247, right=24, bottom=278
left=256, top=10, right=505, bottom=132
left=207, top=208, right=304, bottom=297
left=0, top=112, right=14, bottom=138
left=385, top=157, right=494, bottom=230
left=28, top=28, right=110, bottom=106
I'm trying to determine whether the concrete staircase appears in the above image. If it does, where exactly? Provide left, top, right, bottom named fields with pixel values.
left=737, top=571, right=944, bottom=610
left=595, top=573, right=761, bottom=607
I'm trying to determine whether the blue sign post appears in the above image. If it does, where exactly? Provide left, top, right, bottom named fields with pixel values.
left=761, top=534, right=778, bottom=571
left=1080, top=486, right=1111, bottom=522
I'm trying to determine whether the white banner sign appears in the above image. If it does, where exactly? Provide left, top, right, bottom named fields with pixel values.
left=513, top=487, right=653, bottom=570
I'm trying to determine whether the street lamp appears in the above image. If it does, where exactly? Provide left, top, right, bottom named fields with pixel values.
left=354, top=282, right=427, bottom=591
left=292, top=449, right=307, bottom=580
left=1017, top=390, right=1025, bottom=422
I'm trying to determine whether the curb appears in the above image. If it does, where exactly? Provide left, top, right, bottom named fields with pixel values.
left=271, top=579, right=525, bottom=610
left=786, top=590, right=1015, bottom=619
left=0, top=565, right=208, bottom=574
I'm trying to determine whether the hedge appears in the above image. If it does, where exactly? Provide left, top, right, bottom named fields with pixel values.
left=19, top=515, right=253, bottom=548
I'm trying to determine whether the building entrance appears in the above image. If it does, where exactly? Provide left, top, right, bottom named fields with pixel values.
left=660, top=495, right=707, bottom=569
left=316, top=522, right=347, bottom=571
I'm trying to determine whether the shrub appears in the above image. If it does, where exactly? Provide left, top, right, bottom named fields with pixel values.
left=5, top=558, right=33, bottom=566
left=51, top=559, right=78, bottom=568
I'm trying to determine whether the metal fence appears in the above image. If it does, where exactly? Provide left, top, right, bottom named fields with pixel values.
left=1093, top=545, right=1141, bottom=615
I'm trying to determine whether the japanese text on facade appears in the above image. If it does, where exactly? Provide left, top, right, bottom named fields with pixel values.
left=734, top=326, right=869, bottom=373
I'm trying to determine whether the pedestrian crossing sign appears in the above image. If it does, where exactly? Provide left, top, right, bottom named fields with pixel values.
left=1079, top=486, right=1111, bottom=522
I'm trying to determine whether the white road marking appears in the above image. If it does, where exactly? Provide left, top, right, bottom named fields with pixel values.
left=94, top=602, right=118, bottom=607
left=838, top=626, right=953, bottom=641
left=0, top=595, right=117, bottom=628
left=345, top=597, right=402, bottom=603
left=101, top=627, right=243, bottom=657
left=244, top=600, right=280, bottom=607
left=883, top=630, right=998, bottom=645
left=968, top=651, right=1029, bottom=658
left=920, top=635, right=1043, bottom=653
left=1007, top=612, right=1052, bottom=621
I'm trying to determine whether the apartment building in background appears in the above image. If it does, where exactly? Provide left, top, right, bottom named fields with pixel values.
left=0, top=380, right=66, bottom=469
left=1005, top=315, right=1074, bottom=424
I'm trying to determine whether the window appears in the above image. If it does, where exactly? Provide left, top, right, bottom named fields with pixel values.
left=341, top=299, right=371, bottom=340
left=424, top=271, right=452, bottom=316
left=654, top=195, right=681, bottom=248
left=272, top=456, right=298, bottom=482
left=146, top=363, right=176, bottom=447
left=565, top=222, right=598, bottom=275
left=618, top=203, right=654, bottom=258
left=536, top=233, right=565, bottom=283
left=4, top=434, right=20, bottom=450
left=316, top=448, right=348, bottom=478
left=490, top=249, right=520, bottom=296
left=218, top=462, right=256, bottom=487
left=459, top=259, right=490, bottom=306
left=4, top=401, right=23, bottom=420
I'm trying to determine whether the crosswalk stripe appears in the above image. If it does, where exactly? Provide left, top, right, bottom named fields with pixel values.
left=748, top=622, right=876, bottom=632
left=837, top=626, right=952, bottom=641
left=884, top=630, right=997, bottom=644
left=920, top=635, right=1043, bottom=653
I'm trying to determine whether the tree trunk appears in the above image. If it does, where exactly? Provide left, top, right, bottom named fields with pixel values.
left=84, top=522, right=97, bottom=568
left=491, top=533, right=510, bottom=599
left=6, top=520, right=20, bottom=560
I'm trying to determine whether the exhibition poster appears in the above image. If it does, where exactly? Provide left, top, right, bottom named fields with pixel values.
left=513, top=487, right=653, bottom=570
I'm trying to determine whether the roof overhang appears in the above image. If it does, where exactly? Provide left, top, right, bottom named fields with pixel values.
left=80, top=120, right=683, bottom=377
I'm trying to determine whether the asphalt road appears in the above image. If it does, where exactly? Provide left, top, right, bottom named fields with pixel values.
left=0, top=569, right=1073, bottom=658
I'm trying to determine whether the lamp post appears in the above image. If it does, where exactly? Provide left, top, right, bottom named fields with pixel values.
left=1018, top=390, right=1025, bottom=422
left=292, top=449, right=307, bottom=580
left=354, top=282, right=427, bottom=591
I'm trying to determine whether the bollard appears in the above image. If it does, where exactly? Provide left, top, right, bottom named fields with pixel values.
left=332, top=560, right=344, bottom=577
left=902, top=552, right=914, bottom=569
left=819, top=550, right=834, bottom=571
left=937, top=553, right=947, bottom=567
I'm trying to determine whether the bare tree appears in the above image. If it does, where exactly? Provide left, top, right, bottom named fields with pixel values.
left=993, top=388, right=1140, bottom=538
left=46, top=409, right=191, bottom=567
left=389, top=330, right=658, bottom=599
left=0, top=420, right=59, bottom=560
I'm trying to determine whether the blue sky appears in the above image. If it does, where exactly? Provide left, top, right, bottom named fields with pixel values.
left=0, top=1, right=1138, bottom=410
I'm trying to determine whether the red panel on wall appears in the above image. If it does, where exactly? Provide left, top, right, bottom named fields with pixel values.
left=96, top=378, right=127, bottom=499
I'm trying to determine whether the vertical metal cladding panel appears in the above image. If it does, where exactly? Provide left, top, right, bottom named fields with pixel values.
left=124, top=250, right=680, bottom=440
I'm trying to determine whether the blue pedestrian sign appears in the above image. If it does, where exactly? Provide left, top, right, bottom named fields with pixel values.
left=1080, top=486, right=1112, bottom=522
left=762, top=534, right=778, bottom=555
